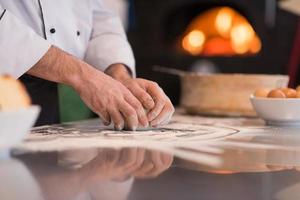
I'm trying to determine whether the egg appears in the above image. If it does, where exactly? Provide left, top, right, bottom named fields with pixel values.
left=280, top=88, right=297, bottom=98
left=254, top=88, right=269, bottom=98
left=267, top=89, right=286, bottom=98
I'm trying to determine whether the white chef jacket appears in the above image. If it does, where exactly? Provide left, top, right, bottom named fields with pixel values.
left=103, top=0, right=129, bottom=29
left=0, top=0, right=135, bottom=78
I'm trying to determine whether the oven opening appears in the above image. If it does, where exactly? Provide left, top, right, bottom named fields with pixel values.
left=180, top=6, right=262, bottom=57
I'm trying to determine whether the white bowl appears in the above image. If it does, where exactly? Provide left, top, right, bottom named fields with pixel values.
left=0, top=106, right=40, bottom=149
left=250, top=96, right=300, bottom=126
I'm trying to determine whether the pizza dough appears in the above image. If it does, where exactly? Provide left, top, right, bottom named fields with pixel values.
left=0, top=75, right=31, bottom=111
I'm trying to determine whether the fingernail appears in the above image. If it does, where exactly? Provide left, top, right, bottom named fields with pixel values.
left=151, top=124, right=158, bottom=128
left=151, top=117, right=164, bottom=127
left=144, top=121, right=149, bottom=128
left=115, top=124, right=123, bottom=131
left=141, top=117, right=149, bottom=127
left=150, top=121, right=157, bottom=127
left=130, top=126, right=137, bottom=131
left=103, top=121, right=110, bottom=126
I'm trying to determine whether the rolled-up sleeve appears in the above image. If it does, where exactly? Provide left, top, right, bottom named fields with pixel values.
left=84, top=1, right=136, bottom=76
left=0, top=5, right=51, bottom=78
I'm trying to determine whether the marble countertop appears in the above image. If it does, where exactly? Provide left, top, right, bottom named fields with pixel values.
left=2, top=113, right=300, bottom=200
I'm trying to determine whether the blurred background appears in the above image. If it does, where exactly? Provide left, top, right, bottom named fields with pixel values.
left=126, top=0, right=300, bottom=105
left=60, top=0, right=300, bottom=122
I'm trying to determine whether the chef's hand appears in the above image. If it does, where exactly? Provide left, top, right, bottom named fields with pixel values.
left=79, top=148, right=173, bottom=181
left=132, top=150, right=174, bottom=179
left=74, top=65, right=149, bottom=130
left=28, top=46, right=148, bottom=131
left=122, top=78, right=175, bottom=127
left=105, top=64, right=175, bottom=127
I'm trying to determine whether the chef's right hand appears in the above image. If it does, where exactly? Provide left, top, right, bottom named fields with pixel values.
left=27, top=46, right=147, bottom=130
left=73, top=67, right=148, bottom=131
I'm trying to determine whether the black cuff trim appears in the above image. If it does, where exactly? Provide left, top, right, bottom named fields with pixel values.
left=0, top=9, right=6, bottom=21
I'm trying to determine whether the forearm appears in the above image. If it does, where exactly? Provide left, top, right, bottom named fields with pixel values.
left=28, top=46, right=96, bottom=88
left=28, top=47, right=148, bottom=130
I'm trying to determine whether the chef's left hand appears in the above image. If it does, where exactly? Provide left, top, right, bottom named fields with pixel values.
left=122, top=78, right=174, bottom=127
left=105, top=64, right=175, bottom=127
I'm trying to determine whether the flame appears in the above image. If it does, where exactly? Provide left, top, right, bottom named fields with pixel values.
left=250, top=35, right=262, bottom=54
left=181, top=7, right=262, bottom=56
left=215, top=7, right=233, bottom=37
left=230, top=23, right=255, bottom=54
left=182, top=30, right=206, bottom=55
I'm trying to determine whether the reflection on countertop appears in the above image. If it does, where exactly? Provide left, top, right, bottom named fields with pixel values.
left=14, top=148, right=173, bottom=200
left=2, top=113, right=300, bottom=199
left=0, top=155, right=43, bottom=200
left=4, top=144, right=300, bottom=200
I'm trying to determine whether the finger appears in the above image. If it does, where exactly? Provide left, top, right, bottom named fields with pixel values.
left=136, top=108, right=149, bottom=128
left=160, top=153, right=174, bottom=167
left=118, top=148, right=145, bottom=174
left=120, top=148, right=146, bottom=178
left=143, top=151, right=165, bottom=177
left=123, top=92, right=149, bottom=128
left=128, top=83, right=155, bottom=110
left=117, top=148, right=138, bottom=167
left=118, top=101, right=139, bottom=131
left=158, top=112, right=173, bottom=126
left=96, top=109, right=111, bottom=126
left=150, top=100, right=175, bottom=127
left=135, top=148, right=146, bottom=168
left=148, top=98, right=165, bottom=123
left=133, top=162, right=155, bottom=178
left=146, top=85, right=166, bottom=121
left=133, top=151, right=162, bottom=178
left=57, top=149, right=98, bottom=169
left=145, top=153, right=173, bottom=178
left=108, top=108, right=125, bottom=130
left=104, top=149, right=122, bottom=164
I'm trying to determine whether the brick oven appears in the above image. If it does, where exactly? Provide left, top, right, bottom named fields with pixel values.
left=127, top=0, right=299, bottom=105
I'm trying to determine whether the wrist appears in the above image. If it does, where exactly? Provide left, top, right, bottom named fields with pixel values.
left=105, top=63, right=132, bottom=83
left=63, top=56, right=85, bottom=87
left=66, top=57, right=103, bottom=91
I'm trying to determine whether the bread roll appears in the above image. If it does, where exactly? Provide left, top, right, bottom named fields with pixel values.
left=0, top=75, right=31, bottom=111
